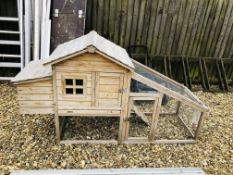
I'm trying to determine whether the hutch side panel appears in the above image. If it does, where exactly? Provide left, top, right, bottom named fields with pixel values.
left=54, top=53, right=130, bottom=116
left=16, top=80, right=54, bottom=114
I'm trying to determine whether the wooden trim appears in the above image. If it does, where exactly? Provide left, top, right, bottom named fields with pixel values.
left=52, top=68, right=60, bottom=143
left=148, top=93, right=162, bottom=141
left=124, top=138, right=196, bottom=144
left=129, top=92, right=159, bottom=98
left=96, top=50, right=134, bottom=72
left=118, top=71, right=131, bottom=143
left=91, top=72, right=96, bottom=106
left=195, top=112, right=207, bottom=139
left=60, top=139, right=118, bottom=144
left=176, top=101, right=181, bottom=115
left=58, top=113, right=121, bottom=117
left=62, top=75, right=87, bottom=97
left=132, top=72, right=208, bottom=112
left=43, top=48, right=134, bottom=72
left=43, top=49, right=87, bottom=65
left=13, top=76, right=52, bottom=85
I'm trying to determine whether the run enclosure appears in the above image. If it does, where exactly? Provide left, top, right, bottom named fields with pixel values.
left=12, top=31, right=209, bottom=144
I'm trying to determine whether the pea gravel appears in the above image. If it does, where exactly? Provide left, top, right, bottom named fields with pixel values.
left=0, top=81, right=232, bottom=175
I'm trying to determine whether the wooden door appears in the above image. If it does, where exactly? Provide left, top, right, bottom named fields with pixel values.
left=51, top=0, right=87, bottom=51
left=96, top=72, right=124, bottom=108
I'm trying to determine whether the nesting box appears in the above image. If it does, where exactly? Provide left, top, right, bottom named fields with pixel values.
left=12, top=31, right=209, bottom=144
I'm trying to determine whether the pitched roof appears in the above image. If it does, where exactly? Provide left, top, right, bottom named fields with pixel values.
left=11, top=60, right=51, bottom=83
left=12, top=31, right=134, bottom=83
left=43, top=31, right=134, bottom=69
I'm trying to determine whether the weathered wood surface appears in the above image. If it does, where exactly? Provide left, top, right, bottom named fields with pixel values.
left=86, top=0, right=233, bottom=59
left=54, top=53, right=127, bottom=114
left=11, top=168, right=205, bottom=175
left=16, top=80, right=54, bottom=114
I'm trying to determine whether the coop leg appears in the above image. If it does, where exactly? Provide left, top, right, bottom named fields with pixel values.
left=195, top=112, right=206, bottom=140
left=55, top=114, right=60, bottom=144
left=176, top=101, right=181, bottom=115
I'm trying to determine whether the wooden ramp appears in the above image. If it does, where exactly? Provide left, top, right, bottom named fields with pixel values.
left=132, top=104, right=150, bottom=126
left=11, top=168, right=205, bottom=175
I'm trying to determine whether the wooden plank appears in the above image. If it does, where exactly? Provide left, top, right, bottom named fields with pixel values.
left=11, top=168, right=205, bottom=175
left=17, top=94, right=53, bottom=101
left=146, top=0, right=159, bottom=52
left=16, top=80, right=52, bottom=87
left=99, top=92, right=119, bottom=98
left=52, top=68, right=60, bottom=143
left=135, top=0, right=147, bottom=45
left=141, top=0, right=152, bottom=46
left=119, top=0, right=128, bottom=47
left=125, top=138, right=196, bottom=144
left=130, top=0, right=140, bottom=46
left=195, top=112, right=207, bottom=139
left=190, top=0, right=210, bottom=56
left=58, top=109, right=121, bottom=116
left=19, top=107, right=54, bottom=114
left=208, top=0, right=227, bottom=57
left=166, top=0, right=182, bottom=55
left=130, top=92, right=159, bottom=97
left=19, top=100, right=54, bottom=108
left=114, top=0, right=122, bottom=44
left=96, top=0, right=104, bottom=34
left=99, top=85, right=120, bottom=92
left=176, top=0, right=193, bottom=55
left=181, top=0, right=200, bottom=55
left=148, top=93, right=162, bottom=141
left=57, top=101, right=92, bottom=109
left=99, top=77, right=120, bottom=85
left=119, top=71, right=131, bottom=143
left=108, top=0, right=116, bottom=41
left=215, top=0, right=233, bottom=57
left=171, top=0, right=187, bottom=55
left=156, top=0, right=170, bottom=54
left=198, top=0, right=219, bottom=56
left=60, top=140, right=118, bottom=145
left=124, top=0, right=134, bottom=48
left=17, top=87, right=53, bottom=94
left=98, top=100, right=119, bottom=107
left=187, top=0, right=205, bottom=56
left=150, top=0, right=163, bottom=55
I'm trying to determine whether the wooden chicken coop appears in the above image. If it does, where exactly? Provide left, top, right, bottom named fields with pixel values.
left=12, top=31, right=209, bottom=144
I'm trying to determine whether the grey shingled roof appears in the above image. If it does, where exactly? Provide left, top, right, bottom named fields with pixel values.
left=12, top=31, right=134, bottom=83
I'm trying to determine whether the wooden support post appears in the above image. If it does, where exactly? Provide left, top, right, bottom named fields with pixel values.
left=195, top=112, right=206, bottom=140
left=181, top=57, right=189, bottom=87
left=55, top=115, right=61, bottom=143
left=202, top=59, right=210, bottom=90
left=118, top=72, right=131, bottom=144
left=124, top=97, right=133, bottom=141
left=199, top=58, right=207, bottom=90
left=215, top=59, right=224, bottom=90
left=219, top=58, right=229, bottom=90
left=148, top=93, right=163, bottom=141
left=185, top=57, right=192, bottom=89
left=52, top=68, right=60, bottom=143
left=176, top=101, right=181, bottom=115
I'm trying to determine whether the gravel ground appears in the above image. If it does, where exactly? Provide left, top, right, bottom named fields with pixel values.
left=0, top=81, right=232, bottom=175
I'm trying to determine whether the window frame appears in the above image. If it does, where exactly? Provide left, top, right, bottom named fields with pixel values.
left=62, top=75, right=86, bottom=97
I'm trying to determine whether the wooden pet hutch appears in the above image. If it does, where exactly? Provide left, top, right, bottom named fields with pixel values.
left=12, top=31, right=209, bottom=144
